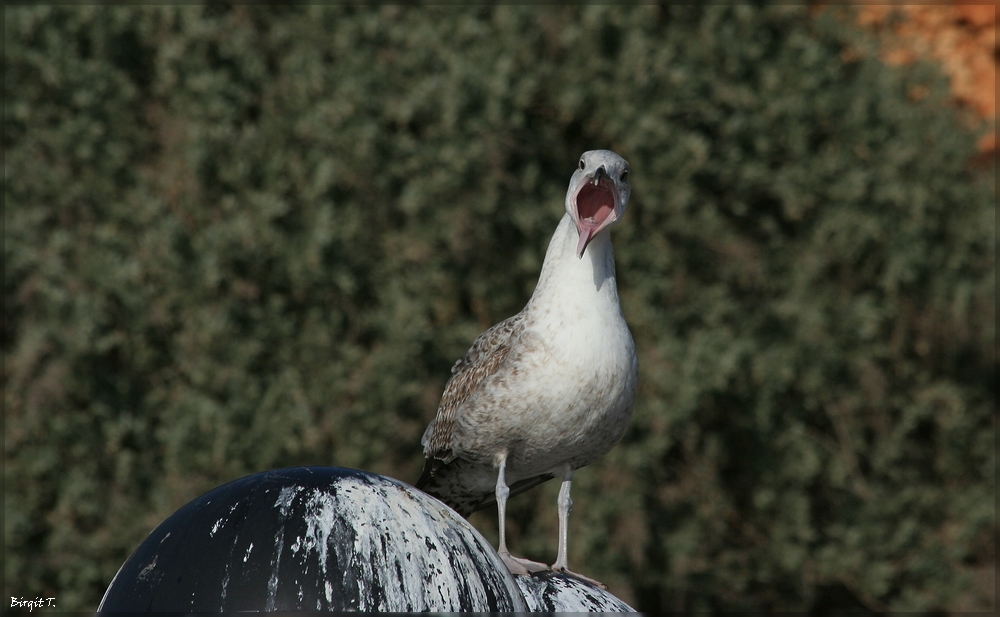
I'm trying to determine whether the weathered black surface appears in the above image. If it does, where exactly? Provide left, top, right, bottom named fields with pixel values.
left=516, top=570, right=636, bottom=612
left=98, top=466, right=527, bottom=611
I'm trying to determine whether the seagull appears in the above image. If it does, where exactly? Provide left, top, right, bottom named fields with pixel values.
left=416, top=150, right=638, bottom=587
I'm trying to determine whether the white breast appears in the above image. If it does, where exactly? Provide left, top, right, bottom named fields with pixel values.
left=453, top=214, right=638, bottom=478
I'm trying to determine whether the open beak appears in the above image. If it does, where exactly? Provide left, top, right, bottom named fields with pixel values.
left=574, top=166, right=618, bottom=258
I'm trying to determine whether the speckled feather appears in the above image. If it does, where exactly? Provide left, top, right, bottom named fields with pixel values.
left=420, top=312, right=526, bottom=462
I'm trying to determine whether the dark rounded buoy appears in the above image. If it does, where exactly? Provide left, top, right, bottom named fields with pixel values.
left=99, top=466, right=527, bottom=611
left=516, top=571, right=636, bottom=612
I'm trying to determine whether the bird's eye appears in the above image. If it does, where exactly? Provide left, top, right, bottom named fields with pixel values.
left=621, top=170, right=629, bottom=182
left=579, top=159, right=585, bottom=170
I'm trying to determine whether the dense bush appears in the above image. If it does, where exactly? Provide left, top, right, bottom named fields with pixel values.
left=5, top=5, right=994, bottom=611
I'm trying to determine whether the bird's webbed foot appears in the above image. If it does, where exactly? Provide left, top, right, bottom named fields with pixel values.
left=499, top=551, right=549, bottom=576
left=550, top=565, right=609, bottom=590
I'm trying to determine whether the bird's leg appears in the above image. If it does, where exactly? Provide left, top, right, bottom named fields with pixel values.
left=495, top=453, right=547, bottom=576
left=550, top=467, right=608, bottom=589
left=552, top=468, right=573, bottom=571
left=495, top=453, right=513, bottom=557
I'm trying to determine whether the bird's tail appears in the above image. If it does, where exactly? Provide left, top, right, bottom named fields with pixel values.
left=415, top=457, right=446, bottom=490
left=416, top=457, right=556, bottom=519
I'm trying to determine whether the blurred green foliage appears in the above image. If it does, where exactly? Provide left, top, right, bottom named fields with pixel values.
left=4, top=5, right=994, bottom=611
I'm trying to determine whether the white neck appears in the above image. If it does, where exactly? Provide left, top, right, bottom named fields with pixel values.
left=527, top=213, right=620, bottom=315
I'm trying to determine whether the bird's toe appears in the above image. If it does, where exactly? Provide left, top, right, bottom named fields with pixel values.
left=551, top=566, right=608, bottom=590
left=500, top=552, right=549, bottom=576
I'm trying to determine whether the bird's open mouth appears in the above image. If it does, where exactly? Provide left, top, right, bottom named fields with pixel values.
left=574, top=177, right=617, bottom=257
left=576, top=178, right=616, bottom=225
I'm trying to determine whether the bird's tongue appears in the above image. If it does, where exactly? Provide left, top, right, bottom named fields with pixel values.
left=575, top=181, right=616, bottom=257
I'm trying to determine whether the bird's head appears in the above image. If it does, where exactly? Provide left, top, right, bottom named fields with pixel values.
left=565, top=149, right=631, bottom=258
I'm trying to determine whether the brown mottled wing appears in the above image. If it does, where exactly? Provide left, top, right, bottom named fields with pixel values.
left=416, top=312, right=525, bottom=487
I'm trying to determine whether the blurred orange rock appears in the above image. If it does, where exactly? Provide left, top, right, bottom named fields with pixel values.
left=830, top=2, right=997, bottom=156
